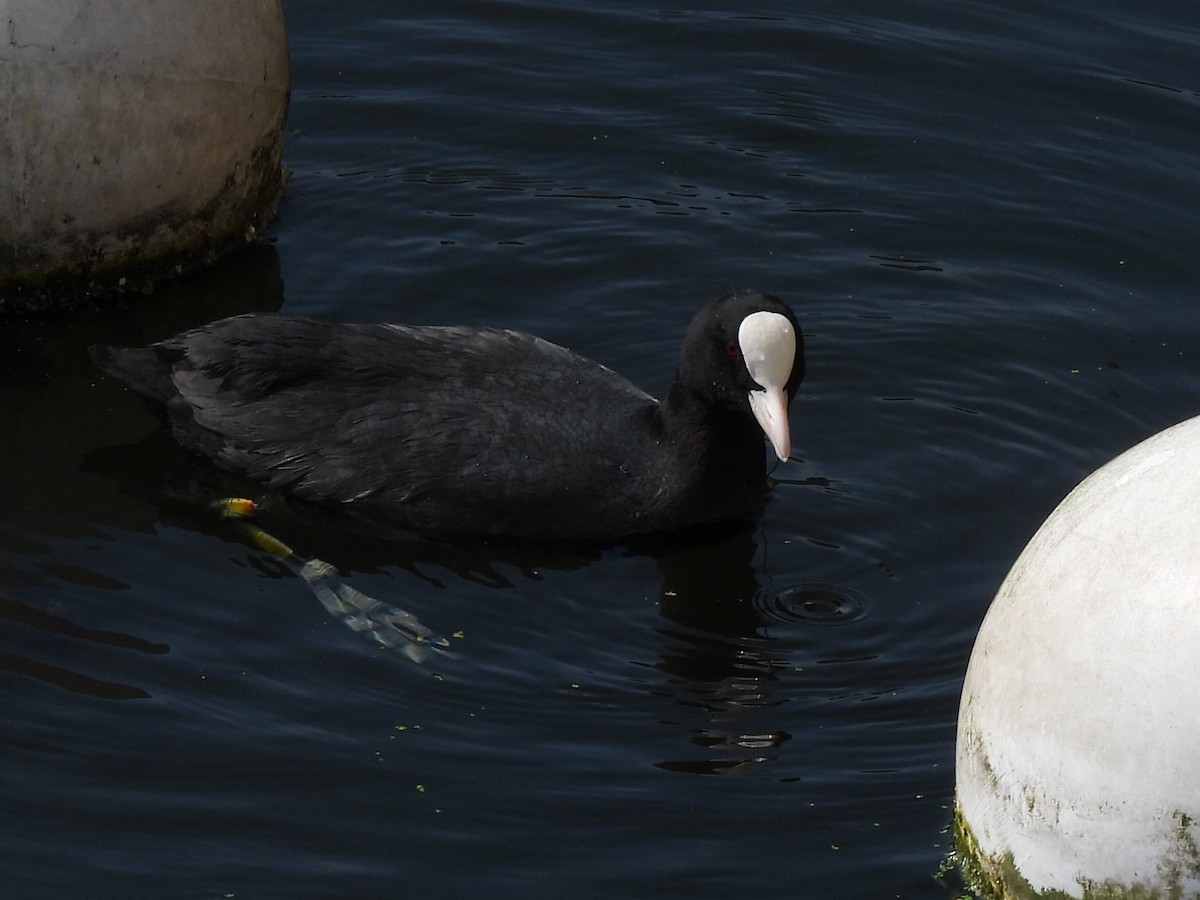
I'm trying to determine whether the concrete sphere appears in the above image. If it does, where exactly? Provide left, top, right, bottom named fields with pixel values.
left=956, top=414, right=1200, bottom=897
left=0, top=0, right=289, bottom=309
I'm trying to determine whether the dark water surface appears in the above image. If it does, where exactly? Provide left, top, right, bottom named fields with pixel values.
left=4, top=1, right=1199, bottom=897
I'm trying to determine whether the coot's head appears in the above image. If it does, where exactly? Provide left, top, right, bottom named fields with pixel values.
left=678, top=290, right=805, bottom=460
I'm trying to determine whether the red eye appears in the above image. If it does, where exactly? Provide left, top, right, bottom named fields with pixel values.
left=724, top=340, right=740, bottom=357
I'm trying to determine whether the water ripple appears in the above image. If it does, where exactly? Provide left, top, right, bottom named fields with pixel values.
left=753, top=583, right=869, bottom=627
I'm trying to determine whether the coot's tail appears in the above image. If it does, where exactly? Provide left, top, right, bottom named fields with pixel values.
left=88, top=344, right=179, bottom=411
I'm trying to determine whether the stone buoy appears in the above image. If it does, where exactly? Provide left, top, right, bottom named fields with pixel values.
left=0, top=0, right=289, bottom=311
left=955, top=414, right=1200, bottom=897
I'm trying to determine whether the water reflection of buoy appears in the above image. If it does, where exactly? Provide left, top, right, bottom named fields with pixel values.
left=955, top=414, right=1200, bottom=897
left=1, top=1, right=289, bottom=310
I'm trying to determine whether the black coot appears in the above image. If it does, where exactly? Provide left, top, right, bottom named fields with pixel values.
left=90, top=289, right=804, bottom=540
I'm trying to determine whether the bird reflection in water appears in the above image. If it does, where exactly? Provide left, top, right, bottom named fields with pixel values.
left=649, top=528, right=799, bottom=776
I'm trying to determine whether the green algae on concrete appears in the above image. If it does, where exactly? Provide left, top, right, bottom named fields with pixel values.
left=953, top=804, right=1200, bottom=900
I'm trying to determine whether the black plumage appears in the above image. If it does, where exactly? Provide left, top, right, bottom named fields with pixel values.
left=90, top=289, right=804, bottom=541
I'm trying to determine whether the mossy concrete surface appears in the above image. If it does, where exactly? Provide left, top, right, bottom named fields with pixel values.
left=953, top=415, right=1200, bottom=899
left=0, top=0, right=290, bottom=313
left=954, top=804, right=1199, bottom=899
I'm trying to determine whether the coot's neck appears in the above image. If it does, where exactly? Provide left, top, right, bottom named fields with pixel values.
left=659, top=376, right=769, bottom=503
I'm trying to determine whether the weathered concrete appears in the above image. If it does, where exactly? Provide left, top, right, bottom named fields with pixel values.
left=1, top=0, right=289, bottom=311
left=956, top=414, right=1200, bottom=898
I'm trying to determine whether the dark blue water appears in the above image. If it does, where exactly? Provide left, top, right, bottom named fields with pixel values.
left=3, top=1, right=1199, bottom=897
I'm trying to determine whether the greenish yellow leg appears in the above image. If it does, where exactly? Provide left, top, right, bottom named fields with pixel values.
left=213, top=497, right=296, bottom=560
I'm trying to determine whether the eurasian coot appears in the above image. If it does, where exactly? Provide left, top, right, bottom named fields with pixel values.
left=90, top=289, right=804, bottom=540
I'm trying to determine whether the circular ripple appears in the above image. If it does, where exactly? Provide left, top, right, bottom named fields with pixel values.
left=754, top=583, right=869, bottom=627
